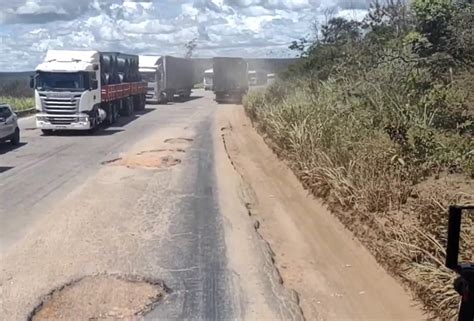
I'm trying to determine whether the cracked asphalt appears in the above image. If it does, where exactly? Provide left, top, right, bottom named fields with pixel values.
left=0, top=90, right=298, bottom=321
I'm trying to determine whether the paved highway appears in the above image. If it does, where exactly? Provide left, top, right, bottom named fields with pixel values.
left=0, top=91, right=300, bottom=321
left=0, top=90, right=420, bottom=321
left=0, top=99, right=197, bottom=254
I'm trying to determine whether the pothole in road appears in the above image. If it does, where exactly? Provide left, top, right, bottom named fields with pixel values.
left=164, top=137, right=194, bottom=144
left=29, top=274, right=167, bottom=321
left=102, top=150, right=182, bottom=169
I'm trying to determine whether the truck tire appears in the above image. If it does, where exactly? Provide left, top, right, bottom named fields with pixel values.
left=141, top=94, right=146, bottom=110
left=215, top=92, right=225, bottom=104
left=119, top=98, right=132, bottom=117
left=179, top=89, right=191, bottom=100
left=133, top=95, right=144, bottom=111
left=158, top=92, right=167, bottom=104
left=104, top=103, right=113, bottom=125
left=128, top=97, right=135, bottom=115
left=166, top=91, right=174, bottom=103
left=111, top=103, right=118, bottom=123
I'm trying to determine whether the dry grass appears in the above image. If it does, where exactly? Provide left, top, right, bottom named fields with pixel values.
left=244, top=76, right=474, bottom=319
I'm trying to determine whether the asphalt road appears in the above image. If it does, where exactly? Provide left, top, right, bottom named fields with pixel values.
left=0, top=98, right=199, bottom=255
left=0, top=91, right=298, bottom=320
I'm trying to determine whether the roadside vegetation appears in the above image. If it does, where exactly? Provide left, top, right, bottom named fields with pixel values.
left=0, top=78, right=34, bottom=112
left=244, top=0, right=473, bottom=318
left=0, top=96, right=34, bottom=112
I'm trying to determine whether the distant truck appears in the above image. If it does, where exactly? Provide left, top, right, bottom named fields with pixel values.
left=32, top=50, right=146, bottom=133
left=248, top=70, right=257, bottom=86
left=203, top=68, right=213, bottom=91
left=213, top=57, right=249, bottom=104
left=267, top=73, right=276, bottom=85
left=139, top=55, right=194, bottom=103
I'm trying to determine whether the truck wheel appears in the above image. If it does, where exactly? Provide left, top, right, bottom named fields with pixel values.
left=128, top=97, right=134, bottom=115
left=104, top=103, right=113, bottom=125
left=112, top=104, right=119, bottom=123
left=166, top=91, right=174, bottom=103
left=41, top=129, right=53, bottom=136
left=119, top=99, right=131, bottom=117
left=159, top=93, right=167, bottom=104
left=133, top=95, right=144, bottom=111
left=10, top=128, right=20, bottom=145
left=179, top=90, right=191, bottom=100
left=122, top=98, right=133, bottom=117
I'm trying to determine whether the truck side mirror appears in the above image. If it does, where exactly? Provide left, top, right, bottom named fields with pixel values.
left=91, top=80, right=98, bottom=90
left=29, top=77, right=34, bottom=89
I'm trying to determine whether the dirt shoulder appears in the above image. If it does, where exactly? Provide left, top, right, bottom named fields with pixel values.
left=216, top=105, right=425, bottom=321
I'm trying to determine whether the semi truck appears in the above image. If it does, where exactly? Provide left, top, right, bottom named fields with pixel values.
left=139, top=55, right=194, bottom=103
left=248, top=70, right=257, bottom=86
left=213, top=57, right=248, bottom=104
left=203, top=68, right=213, bottom=91
left=31, top=50, right=146, bottom=134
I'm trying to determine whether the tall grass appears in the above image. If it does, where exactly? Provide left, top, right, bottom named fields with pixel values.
left=244, top=65, right=473, bottom=318
left=0, top=96, right=34, bottom=112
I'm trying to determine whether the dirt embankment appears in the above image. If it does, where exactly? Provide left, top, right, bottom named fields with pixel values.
left=216, top=105, right=424, bottom=321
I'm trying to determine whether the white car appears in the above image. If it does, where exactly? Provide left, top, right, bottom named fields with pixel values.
left=0, top=104, right=20, bottom=145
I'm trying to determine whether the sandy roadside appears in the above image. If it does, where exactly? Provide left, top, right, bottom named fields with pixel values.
left=216, top=104, right=425, bottom=321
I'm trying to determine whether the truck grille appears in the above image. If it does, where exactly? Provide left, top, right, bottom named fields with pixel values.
left=45, top=116, right=78, bottom=125
left=40, top=94, right=81, bottom=114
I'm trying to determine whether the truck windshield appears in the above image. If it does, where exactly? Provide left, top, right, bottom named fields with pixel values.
left=36, top=72, right=84, bottom=91
left=140, top=72, right=156, bottom=83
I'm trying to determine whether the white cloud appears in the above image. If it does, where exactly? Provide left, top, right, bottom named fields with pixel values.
left=0, top=0, right=371, bottom=71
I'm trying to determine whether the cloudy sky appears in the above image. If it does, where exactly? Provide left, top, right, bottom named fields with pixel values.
left=0, top=0, right=371, bottom=71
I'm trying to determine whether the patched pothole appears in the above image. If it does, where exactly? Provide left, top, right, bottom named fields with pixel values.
left=164, top=137, right=194, bottom=144
left=29, top=274, right=167, bottom=321
left=102, top=150, right=181, bottom=169
left=136, top=148, right=186, bottom=155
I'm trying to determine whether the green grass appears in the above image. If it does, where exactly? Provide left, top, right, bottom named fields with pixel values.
left=0, top=96, right=34, bottom=112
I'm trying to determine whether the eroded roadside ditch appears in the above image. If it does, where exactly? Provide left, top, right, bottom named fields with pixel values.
left=220, top=124, right=305, bottom=321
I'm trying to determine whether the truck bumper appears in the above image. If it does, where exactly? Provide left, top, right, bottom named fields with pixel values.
left=36, top=114, right=91, bottom=130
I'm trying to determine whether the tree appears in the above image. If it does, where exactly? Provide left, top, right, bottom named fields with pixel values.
left=184, top=38, right=197, bottom=59
left=289, top=38, right=308, bottom=57
left=321, top=17, right=361, bottom=44
left=412, top=0, right=455, bottom=57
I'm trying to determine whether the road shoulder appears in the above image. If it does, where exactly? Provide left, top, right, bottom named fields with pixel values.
left=213, top=106, right=304, bottom=321
left=216, top=105, right=425, bottom=321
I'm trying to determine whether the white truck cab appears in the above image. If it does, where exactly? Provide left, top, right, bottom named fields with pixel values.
left=248, top=70, right=257, bottom=86
left=204, top=68, right=213, bottom=91
left=139, top=55, right=162, bottom=103
left=33, top=50, right=102, bottom=132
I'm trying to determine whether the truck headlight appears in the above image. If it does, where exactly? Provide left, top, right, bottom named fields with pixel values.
left=78, top=116, right=89, bottom=122
left=36, top=116, right=47, bottom=121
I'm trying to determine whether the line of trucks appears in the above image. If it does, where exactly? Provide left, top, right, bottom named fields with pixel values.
left=30, top=50, right=267, bottom=133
